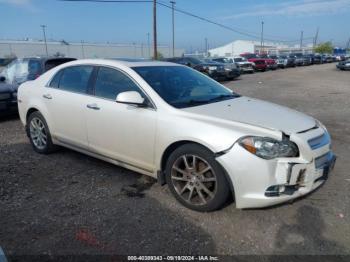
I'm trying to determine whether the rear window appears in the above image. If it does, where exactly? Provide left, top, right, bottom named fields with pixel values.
left=58, top=66, right=93, bottom=94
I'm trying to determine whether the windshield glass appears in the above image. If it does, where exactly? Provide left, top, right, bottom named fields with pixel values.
left=132, top=66, right=239, bottom=108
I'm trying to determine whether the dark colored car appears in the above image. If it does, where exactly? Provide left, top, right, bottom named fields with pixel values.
left=313, top=54, right=323, bottom=64
left=289, top=53, right=304, bottom=66
left=336, top=60, right=350, bottom=70
left=209, top=58, right=241, bottom=79
left=0, top=57, right=76, bottom=115
left=302, top=55, right=313, bottom=66
left=165, top=57, right=237, bottom=80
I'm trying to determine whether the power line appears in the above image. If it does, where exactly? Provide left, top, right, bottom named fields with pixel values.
left=59, top=0, right=314, bottom=43
left=157, top=1, right=313, bottom=43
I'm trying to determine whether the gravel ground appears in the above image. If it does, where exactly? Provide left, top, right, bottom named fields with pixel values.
left=0, top=63, right=349, bottom=257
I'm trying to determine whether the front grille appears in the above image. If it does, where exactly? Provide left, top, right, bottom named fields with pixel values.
left=308, top=132, right=330, bottom=150
left=0, top=93, right=11, bottom=100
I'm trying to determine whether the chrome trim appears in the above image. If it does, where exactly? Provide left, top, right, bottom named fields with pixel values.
left=308, top=132, right=330, bottom=150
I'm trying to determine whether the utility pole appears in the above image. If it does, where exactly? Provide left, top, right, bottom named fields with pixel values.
left=346, top=37, right=350, bottom=50
left=153, top=0, right=158, bottom=60
left=313, top=27, right=319, bottom=49
left=81, top=40, right=85, bottom=58
left=260, top=21, right=264, bottom=55
left=170, top=1, right=176, bottom=57
left=41, top=25, right=48, bottom=57
left=300, top=30, right=304, bottom=51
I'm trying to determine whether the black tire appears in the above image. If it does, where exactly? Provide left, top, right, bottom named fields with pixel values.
left=165, top=143, right=231, bottom=212
left=27, top=111, right=57, bottom=154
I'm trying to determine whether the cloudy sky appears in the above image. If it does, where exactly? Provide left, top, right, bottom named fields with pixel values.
left=0, top=0, right=349, bottom=50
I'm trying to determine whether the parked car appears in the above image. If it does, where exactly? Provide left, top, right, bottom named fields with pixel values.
left=336, top=59, right=350, bottom=70
left=276, top=55, right=295, bottom=68
left=165, top=57, right=237, bottom=80
left=258, top=54, right=278, bottom=70
left=321, top=54, right=333, bottom=63
left=289, top=53, right=304, bottom=66
left=313, top=54, right=323, bottom=64
left=240, top=53, right=268, bottom=71
left=18, top=59, right=336, bottom=211
left=230, top=56, right=255, bottom=74
left=0, top=57, right=76, bottom=115
left=208, top=58, right=241, bottom=79
left=0, top=57, right=15, bottom=72
left=302, top=55, right=313, bottom=66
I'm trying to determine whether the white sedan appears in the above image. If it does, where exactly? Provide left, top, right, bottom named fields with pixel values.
left=17, top=59, right=336, bottom=211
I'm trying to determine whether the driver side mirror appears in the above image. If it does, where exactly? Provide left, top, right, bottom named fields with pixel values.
left=116, top=91, right=147, bottom=107
left=0, top=76, right=6, bottom=82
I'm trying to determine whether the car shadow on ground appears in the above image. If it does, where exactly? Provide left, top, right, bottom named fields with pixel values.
left=0, top=114, right=19, bottom=123
left=0, top=142, right=217, bottom=256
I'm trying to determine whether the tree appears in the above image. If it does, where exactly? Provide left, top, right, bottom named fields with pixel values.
left=155, top=51, right=164, bottom=60
left=314, top=42, right=333, bottom=54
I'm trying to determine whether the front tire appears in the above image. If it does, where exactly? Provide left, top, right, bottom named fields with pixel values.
left=27, top=111, right=57, bottom=154
left=165, top=144, right=230, bottom=212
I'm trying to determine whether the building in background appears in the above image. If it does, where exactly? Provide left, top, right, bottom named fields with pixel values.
left=0, top=39, right=184, bottom=59
left=208, top=40, right=314, bottom=57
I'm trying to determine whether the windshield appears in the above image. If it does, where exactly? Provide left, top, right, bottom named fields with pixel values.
left=234, top=57, right=245, bottom=62
left=132, top=66, right=239, bottom=108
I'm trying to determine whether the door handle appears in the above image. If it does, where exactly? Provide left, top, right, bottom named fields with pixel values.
left=87, top=103, right=100, bottom=110
left=43, top=94, right=52, bottom=99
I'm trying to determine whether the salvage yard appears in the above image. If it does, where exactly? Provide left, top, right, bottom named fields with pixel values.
left=0, top=63, right=349, bottom=256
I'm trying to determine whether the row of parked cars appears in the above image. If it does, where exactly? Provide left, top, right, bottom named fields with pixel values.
left=163, top=52, right=349, bottom=81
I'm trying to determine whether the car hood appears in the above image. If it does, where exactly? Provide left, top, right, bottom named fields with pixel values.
left=0, top=83, right=18, bottom=93
left=182, top=96, right=316, bottom=134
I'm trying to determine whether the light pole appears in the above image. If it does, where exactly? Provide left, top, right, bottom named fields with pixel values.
left=153, top=0, right=158, bottom=60
left=170, top=1, right=176, bottom=57
left=205, top=37, right=208, bottom=57
left=260, top=21, right=264, bottom=55
left=300, top=31, right=304, bottom=51
left=41, top=25, right=49, bottom=57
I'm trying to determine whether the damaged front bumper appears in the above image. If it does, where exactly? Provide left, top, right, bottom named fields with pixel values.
left=216, top=129, right=336, bottom=209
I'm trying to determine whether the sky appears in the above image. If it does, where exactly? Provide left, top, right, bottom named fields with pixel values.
left=0, top=0, right=349, bottom=51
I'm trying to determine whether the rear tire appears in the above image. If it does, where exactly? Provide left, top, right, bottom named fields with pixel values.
left=27, top=111, right=57, bottom=154
left=165, top=144, right=230, bottom=212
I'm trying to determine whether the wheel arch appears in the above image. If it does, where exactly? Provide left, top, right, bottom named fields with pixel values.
left=158, top=140, right=235, bottom=200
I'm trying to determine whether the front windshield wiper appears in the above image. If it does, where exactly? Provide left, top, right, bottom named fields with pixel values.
left=208, top=93, right=240, bottom=102
left=174, top=94, right=240, bottom=108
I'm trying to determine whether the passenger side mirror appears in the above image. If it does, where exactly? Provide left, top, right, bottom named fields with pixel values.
left=116, top=91, right=147, bottom=107
left=0, top=76, right=6, bottom=82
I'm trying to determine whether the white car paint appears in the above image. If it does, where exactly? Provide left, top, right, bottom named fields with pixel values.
left=17, top=59, right=335, bottom=208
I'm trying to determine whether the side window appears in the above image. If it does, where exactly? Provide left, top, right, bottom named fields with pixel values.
left=49, top=70, right=63, bottom=88
left=94, top=67, right=141, bottom=100
left=1, top=61, right=17, bottom=84
left=59, top=66, right=93, bottom=94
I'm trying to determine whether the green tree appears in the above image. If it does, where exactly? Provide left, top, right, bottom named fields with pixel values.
left=314, top=42, right=333, bottom=54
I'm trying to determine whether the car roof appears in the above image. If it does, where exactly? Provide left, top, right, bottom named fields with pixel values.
left=58, top=58, right=180, bottom=68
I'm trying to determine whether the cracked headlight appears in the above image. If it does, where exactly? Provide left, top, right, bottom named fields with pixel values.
left=238, top=136, right=299, bottom=160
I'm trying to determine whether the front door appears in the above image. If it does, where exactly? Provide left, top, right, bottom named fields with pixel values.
left=85, top=66, right=157, bottom=172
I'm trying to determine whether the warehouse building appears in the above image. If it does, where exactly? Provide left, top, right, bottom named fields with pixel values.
left=208, top=40, right=313, bottom=57
left=0, top=39, right=184, bottom=59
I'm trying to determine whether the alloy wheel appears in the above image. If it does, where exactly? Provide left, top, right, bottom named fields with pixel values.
left=29, top=117, right=47, bottom=150
left=171, top=154, right=217, bottom=206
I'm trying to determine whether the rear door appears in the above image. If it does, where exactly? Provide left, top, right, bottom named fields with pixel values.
left=44, top=65, right=94, bottom=149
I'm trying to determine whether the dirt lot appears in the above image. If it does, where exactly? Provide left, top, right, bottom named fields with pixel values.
left=0, top=63, right=349, bottom=257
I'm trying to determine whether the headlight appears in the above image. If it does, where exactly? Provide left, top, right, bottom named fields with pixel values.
left=238, top=136, right=299, bottom=160
left=208, top=66, right=217, bottom=70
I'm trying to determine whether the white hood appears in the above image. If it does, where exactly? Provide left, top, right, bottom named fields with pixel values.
left=183, top=97, right=316, bottom=134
